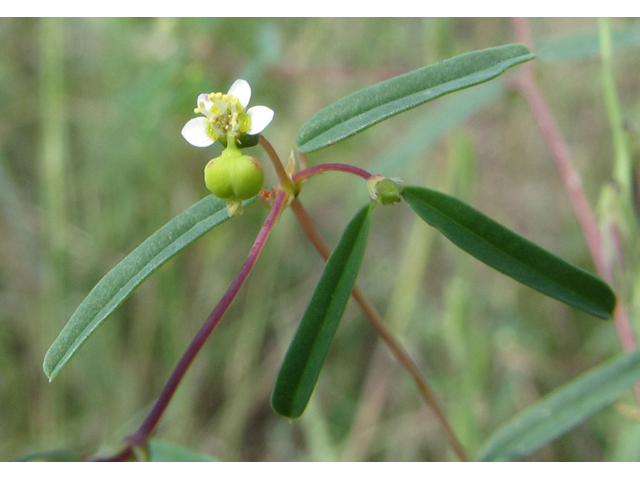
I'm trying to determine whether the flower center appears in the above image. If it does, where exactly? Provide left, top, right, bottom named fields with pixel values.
left=194, top=92, right=252, bottom=142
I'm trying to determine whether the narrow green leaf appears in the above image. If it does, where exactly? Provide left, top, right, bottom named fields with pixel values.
left=296, top=44, right=534, bottom=154
left=271, top=204, right=373, bottom=418
left=149, top=439, right=218, bottom=462
left=402, top=186, right=615, bottom=319
left=43, top=195, right=253, bottom=381
left=478, top=348, right=640, bottom=461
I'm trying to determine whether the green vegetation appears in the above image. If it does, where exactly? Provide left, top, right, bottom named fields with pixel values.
left=1, top=18, right=639, bottom=461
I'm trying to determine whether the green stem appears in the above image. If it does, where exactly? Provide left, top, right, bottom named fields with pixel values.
left=598, top=17, right=640, bottom=350
left=37, top=16, right=68, bottom=442
left=39, top=17, right=67, bottom=261
left=598, top=18, right=632, bottom=197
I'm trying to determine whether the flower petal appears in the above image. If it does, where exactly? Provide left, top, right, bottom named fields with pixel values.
left=246, top=106, right=274, bottom=135
left=181, top=117, right=214, bottom=147
left=228, top=79, right=251, bottom=109
left=196, top=93, right=214, bottom=114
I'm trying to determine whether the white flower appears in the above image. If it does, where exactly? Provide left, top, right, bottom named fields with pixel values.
left=181, top=79, right=274, bottom=147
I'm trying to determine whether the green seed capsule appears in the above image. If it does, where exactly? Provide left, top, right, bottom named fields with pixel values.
left=204, top=146, right=264, bottom=200
left=204, top=156, right=233, bottom=199
left=230, top=155, right=264, bottom=199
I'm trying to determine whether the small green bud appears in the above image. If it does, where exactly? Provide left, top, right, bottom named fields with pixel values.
left=367, top=175, right=403, bottom=205
left=204, top=146, right=264, bottom=201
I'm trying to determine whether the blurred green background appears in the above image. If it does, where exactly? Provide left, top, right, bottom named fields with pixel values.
left=1, top=17, right=639, bottom=461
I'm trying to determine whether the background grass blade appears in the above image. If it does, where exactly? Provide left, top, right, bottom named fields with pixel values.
left=402, top=186, right=616, bottom=319
left=372, top=81, right=504, bottom=176
left=296, top=43, right=534, bottom=154
left=477, top=348, right=640, bottom=461
left=271, top=204, right=373, bottom=419
left=43, top=195, right=253, bottom=381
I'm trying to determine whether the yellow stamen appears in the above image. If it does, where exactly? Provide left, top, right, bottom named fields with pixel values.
left=238, top=113, right=251, bottom=133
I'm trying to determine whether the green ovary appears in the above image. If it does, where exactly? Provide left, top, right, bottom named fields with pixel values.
left=204, top=148, right=264, bottom=200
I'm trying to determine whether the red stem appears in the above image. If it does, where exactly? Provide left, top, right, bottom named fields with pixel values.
left=292, top=163, right=372, bottom=184
left=516, top=75, right=608, bottom=276
left=289, top=197, right=468, bottom=461
left=511, top=18, right=639, bottom=388
left=259, top=135, right=294, bottom=190
left=126, top=190, right=288, bottom=446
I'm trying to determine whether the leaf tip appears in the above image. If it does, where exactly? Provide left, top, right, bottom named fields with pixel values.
left=42, top=349, right=61, bottom=382
left=272, top=406, right=302, bottom=420
left=42, top=364, right=55, bottom=383
left=270, top=386, right=305, bottom=419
